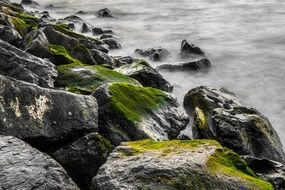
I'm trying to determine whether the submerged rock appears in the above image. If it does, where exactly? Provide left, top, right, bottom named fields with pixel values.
left=157, top=58, right=211, bottom=72
left=180, top=39, right=205, bottom=58
left=0, top=39, right=57, bottom=88
left=134, top=47, right=170, bottom=61
left=94, top=83, right=189, bottom=145
left=95, top=8, right=112, bottom=18
left=115, top=59, right=173, bottom=92
left=184, top=86, right=285, bottom=163
left=92, top=139, right=273, bottom=190
left=0, top=75, right=98, bottom=150
left=53, top=133, right=115, bottom=190
left=20, top=0, right=39, bottom=6
left=0, top=135, right=79, bottom=190
left=56, top=64, right=140, bottom=94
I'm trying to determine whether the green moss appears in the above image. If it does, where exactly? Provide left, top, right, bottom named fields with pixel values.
left=207, top=148, right=274, bottom=190
left=109, top=83, right=169, bottom=123
left=49, top=44, right=82, bottom=65
left=56, top=64, right=140, bottom=93
left=96, top=134, right=115, bottom=152
left=15, top=12, right=40, bottom=28
left=115, top=59, right=151, bottom=75
left=10, top=16, right=28, bottom=36
left=123, top=139, right=219, bottom=156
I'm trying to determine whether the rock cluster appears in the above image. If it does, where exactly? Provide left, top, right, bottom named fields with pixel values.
left=0, top=0, right=283, bottom=190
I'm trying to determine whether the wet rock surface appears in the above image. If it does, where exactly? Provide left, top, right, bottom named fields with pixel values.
left=134, top=47, right=170, bottom=61
left=0, top=135, right=79, bottom=190
left=0, top=75, right=98, bottom=150
left=158, top=58, right=211, bottom=72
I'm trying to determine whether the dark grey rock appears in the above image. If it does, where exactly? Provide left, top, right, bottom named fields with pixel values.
left=21, top=0, right=39, bottom=6
left=0, top=75, right=98, bottom=150
left=180, top=39, right=205, bottom=58
left=70, top=45, right=96, bottom=65
left=115, top=59, right=173, bottom=92
left=63, top=15, right=83, bottom=22
left=95, top=8, right=112, bottom=18
left=184, top=86, right=285, bottom=163
left=0, top=39, right=57, bottom=88
left=101, top=37, right=121, bottom=49
left=81, top=23, right=91, bottom=33
left=0, top=25, right=22, bottom=46
left=157, top=58, right=211, bottom=72
left=134, top=47, right=170, bottom=61
left=53, top=133, right=114, bottom=189
left=0, top=135, right=79, bottom=190
left=100, top=34, right=113, bottom=40
left=92, top=27, right=104, bottom=35
left=90, top=49, right=114, bottom=67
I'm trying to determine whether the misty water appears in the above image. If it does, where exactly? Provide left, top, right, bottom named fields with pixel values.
left=16, top=0, right=285, bottom=146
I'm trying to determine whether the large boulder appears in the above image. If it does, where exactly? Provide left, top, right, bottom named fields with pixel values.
left=92, top=139, right=273, bottom=190
left=56, top=64, right=140, bottom=94
left=243, top=156, right=285, bottom=190
left=134, top=47, right=170, bottom=61
left=94, top=83, right=189, bottom=145
left=0, top=75, right=98, bottom=150
left=184, top=86, right=285, bottom=163
left=23, top=28, right=52, bottom=58
left=53, top=133, right=115, bottom=189
left=0, top=135, right=79, bottom=190
left=157, top=58, right=211, bottom=72
left=0, top=25, right=22, bottom=46
left=115, top=59, right=173, bottom=92
left=0, top=39, right=57, bottom=88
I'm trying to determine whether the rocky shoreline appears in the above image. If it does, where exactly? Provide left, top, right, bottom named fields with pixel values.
left=0, top=0, right=284, bottom=189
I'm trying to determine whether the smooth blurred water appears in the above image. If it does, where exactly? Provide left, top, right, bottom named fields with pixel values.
left=15, top=0, right=285, bottom=146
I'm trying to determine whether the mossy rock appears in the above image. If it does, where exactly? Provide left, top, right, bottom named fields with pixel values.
left=56, top=64, right=141, bottom=94
left=94, top=83, right=189, bottom=145
left=93, top=139, right=274, bottom=190
left=49, top=44, right=82, bottom=65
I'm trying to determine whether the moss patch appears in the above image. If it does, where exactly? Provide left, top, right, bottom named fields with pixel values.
left=109, top=83, right=170, bottom=123
left=49, top=44, right=82, bottom=65
left=115, top=59, right=151, bottom=75
left=56, top=64, right=140, bottom=93
left=9, top=16, right=27, bottom=36
left=96, top=134, right=115, bottom=152
left=207, top=148, right=274, bottom=190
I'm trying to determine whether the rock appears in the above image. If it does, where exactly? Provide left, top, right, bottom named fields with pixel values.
left=92, top=139, right=273, bottom=190
left=184, top=86, right=285, bottom=163
left=70, top=45, right=96, bottom=65
left=76, top=10, right=88, bottom=15
left=42, top=26, right=79, bottom=49
left=0, top=135, right=79, bottom=190
left=243, top=156, right=285, bottom=190
left=180, top=39, right=205, bottom=58
left=53, top=133, right=115, bottom=189
left=113, top=55, right=134, bottom=66
left=0, top=39, right=57, bottom=88
left=56, top=64, right=140, bottom=94
left=68, top=22, right=75, bottom=30
left=0, top=25, right=22, bottom=46
left=0, top=75, right=98, bottom=150
left=157, top=58, right=211, bottom=72
left=92, top=27, right=104, bottom=35
left=134, top=48, right=170, bottom=61
left=115, top=59, right=173, bottom=92
left=101, top=37, right=121, bottom=49
left=23, top=28, right=52, bottom=58
left=20, top=0, right=39, bottom=6
left=100, top=34, right=113, bottom=40
left=95, top=8, right=112, bottom=18
left=63, top=15, right=83, bottom=22
left=81, top=22, right=91, bottom=33
left=94, top=83, right=189, bottom=145
left=91, top=49, right=115, bottom=67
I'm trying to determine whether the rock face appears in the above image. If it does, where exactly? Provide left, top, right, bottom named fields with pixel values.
left=180, top=39, right=205, bottom=58
left=0, top=135, right=79, bottom=190
left=53, top=133, right=115, bottom=189
left=0, top=25, right=22, bottom=46
left=243, top=156, right=285, bottom=190
left=184, top=86, right=285, bottom=163
left=0, top=75, right=98, bottom=150
left=92, top=139, right=273, bottom=190
left=56, top=64, right=140, bottom=94
left=94, top=83, right=189, bottom=145
left=95, top=8, right=112, bottom=18
left=115, top=59, right=173, bottom=92
left=134, top=48, right=169, bottom=61
left=0, top=39, right=57, bottom=88
left=158, top=58, right=211, bottom=72
left=24, top=28, right=52, bottom=58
